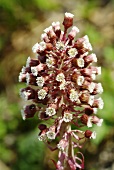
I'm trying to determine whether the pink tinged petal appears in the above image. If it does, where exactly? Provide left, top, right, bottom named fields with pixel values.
left=44, top=26, right=56, bottom=39
left=82, top=35, right=92, bottom=51
left=88, top=82, right=96, bottom=93
left=93, top=97, right=104, bottom=109
left=94, top=83, right=103, bottom=94
left=19, top=72, right=26, bottom=82
left=84, top=53, right=97, bottom=64
left=56, top=161, right=64, bottom=170
left=92, top=116, right=103, bottom=126
left=82, top=80, right=95, bottom=92
left=91, top=131, right=96, bottom=139
left=52, top=21, right=60, bottom=31
left=52, top=21, right=61, bottom=38
left=60, top=31, right=64, bottom=40
left=41, top=33, right=49, bottom=42
left=32, top=43, right=40, bottom=53
left=68, top=26, right=79, bottom=40
left=39, top=41, right=46, bottom=51
left=87, top=116, right=93, bottom=127
left=88, top=95, right=94, bottom=106
left=96, top=119, right=103, bottom=126
left=88, top=66, right=101, bottom=75
left=31, top=63, right=45, bottom=76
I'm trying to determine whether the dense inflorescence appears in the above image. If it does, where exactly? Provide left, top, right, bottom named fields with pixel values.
left=19, top=12, right=104, bottom=170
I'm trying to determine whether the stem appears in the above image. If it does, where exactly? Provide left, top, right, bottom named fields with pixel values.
left=64, top=125, right=74, bottom=170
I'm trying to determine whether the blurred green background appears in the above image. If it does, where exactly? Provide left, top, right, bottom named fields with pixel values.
left=0, top=0, right=114, bottom=170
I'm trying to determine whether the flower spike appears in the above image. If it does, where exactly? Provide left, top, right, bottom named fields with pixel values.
left=19, top=12, right=104, bottom=169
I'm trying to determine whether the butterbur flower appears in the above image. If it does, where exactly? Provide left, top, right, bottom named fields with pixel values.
left=19, top=12, right=104, bottom=170
left=37, top=89, right=47, bottom=100
left=63, top=111, right=73, bottom=122
left=46, top=107, right=56, bottom=116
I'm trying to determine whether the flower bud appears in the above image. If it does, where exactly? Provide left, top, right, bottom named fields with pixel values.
left=38, top=130, right=47, bottom=141
left=19, top=72, right=26, bottom=82
left=20, top=86, right=36, bottom=100
left=84, top=53, right=97, bottom=65
left=26, top=56, right=39, bottom=67
left=38, top=124, right=47, bottom=131
left=26, top=73, right=37, bottom=85
left=41, top=33, right=50, bottom=42
left=71, top=72, right=84, bottom=86
left=92, top=83, right=103, bottom=95
left=63, top=12, right=74, bottom=29
left=52, top=21, right=61, bottom=38
left=80, top=114, right=89, bottom=125
left=39, top=111, right=50, bottom=120
left=31, top=63, right=46, bottom=76
left=21, top=66, right=31, bottom=74
left=32, top=43, right=40, bottom=53
left=91, top=116, right=103, bottom=126
left=85, top=130, right=96, bottom=139
left=85, top=107, right=97, bottom=115
left=21, top=104, right=37, bottom=120
left=72, top=57, right=84, bottom=68
left=79, top=90, right=94, bottom=106
left=92, top=97, right=104, bottom=109
left=68, top=26, right=79, bottom=40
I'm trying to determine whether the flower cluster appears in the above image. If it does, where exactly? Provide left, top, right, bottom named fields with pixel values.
left=19, top=12, right=104, bottom=170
